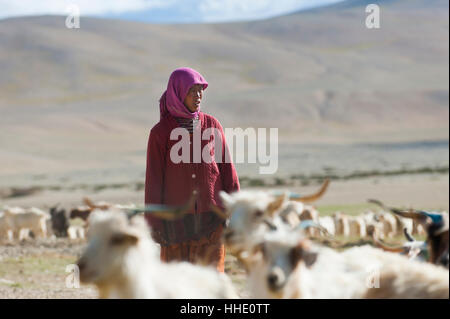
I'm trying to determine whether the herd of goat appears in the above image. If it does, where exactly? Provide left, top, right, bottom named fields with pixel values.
left=0, top=179, right=449, bottom=298
left=0, top=198, right=136, bottom=241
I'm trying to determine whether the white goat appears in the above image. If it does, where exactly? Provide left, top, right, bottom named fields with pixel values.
left=77, top=210, right=238, bottom=299
left=219, top=190, right=288, bottom=254
left=413, top=219, right=426, bottom=236
left=247, top=229, right=449, bottom=299
left=0, top=211, right=14, bottom=241
left=2, top=206, right=49, bottom=240
left=377, top=212, right=398, bottom=238
left=318, top=216, right=335, bottom=236
left=219, top=188, right=331, bottom=254
left=68, top=225, right=86, bottom=240
left=218, top=181, right=331, bottom=253
left=348, top=216, right=367, bottom=238
left=332, top=212, right=350, bottom=237
left=362, top=211, right=383, bottom=239
left=394, top=215, right=414, bottom=237
left=298, top=205, right=320, bottom=237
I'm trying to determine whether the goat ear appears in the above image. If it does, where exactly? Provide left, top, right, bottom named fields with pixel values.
left=303, top=250, right=318, bottom=268
left=110, top=232, right=139, bottom=246
left=252, top=242, right=265, bottom=256
left=219, top=191, right=234, bottom=208
left=291, top=240, right=317, bottom=268
left=267, top=194, right=287, bottom=216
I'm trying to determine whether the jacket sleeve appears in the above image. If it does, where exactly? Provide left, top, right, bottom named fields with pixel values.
left=216, top=122, right=240, bottom=194
left=145, top=128, right=165, bottom=205
left=144, top=128, right=167, bottom=241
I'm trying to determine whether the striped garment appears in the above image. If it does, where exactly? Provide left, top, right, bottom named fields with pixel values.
left=174, top=115, right=199, bottom=133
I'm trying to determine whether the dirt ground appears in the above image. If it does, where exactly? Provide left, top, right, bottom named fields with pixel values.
left=0, top=239, right=98, bottom=298
left=0, top=173, right=448, bottom=299
left=0, top=238, right=250, bottom=299
left=2, top=173, right=448, bottom=211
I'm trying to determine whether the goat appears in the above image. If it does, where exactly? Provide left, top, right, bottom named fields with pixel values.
left=247, top=229, right=449, bottom=299
left=77, top=210, right=238, bottom=299
left=2, top=206, right=49, bottom=240
left=68, top=225, right=86, bottom=240
left=70, top=206, right=93, bottom=221
left=368, top=200, right=449, bottom=268
left=361, top=211, right=384, bottom=239
left=376, top=212, right=397, bottom=238
left=372, top=227, right=428, bottom=262
left=71, top=199, right=138, bottom=222
left=217, top=180, right=330, bottom=254
left=218, top=190, right=288, bottom=255
left=347, top=216, right=367, bottom=238
left=49, top=205, right=70, bottom=237
left=332, top=212, right=350, bottom=237
left=318, top=216, right=335, bottom=236
left=0, top=211, right=14, bottom=241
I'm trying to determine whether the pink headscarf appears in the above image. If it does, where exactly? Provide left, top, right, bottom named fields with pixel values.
left=159, top=67, right=208, bottom=119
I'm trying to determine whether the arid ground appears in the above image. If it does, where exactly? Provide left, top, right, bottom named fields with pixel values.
left=0, top=0, right=448, bottom=299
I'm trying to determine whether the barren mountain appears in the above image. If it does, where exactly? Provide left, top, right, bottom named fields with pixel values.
left=0, top=0, right=448, bottom=180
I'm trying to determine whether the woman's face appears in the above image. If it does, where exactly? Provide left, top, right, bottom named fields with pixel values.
left=183, top=84, right=204, bottom=113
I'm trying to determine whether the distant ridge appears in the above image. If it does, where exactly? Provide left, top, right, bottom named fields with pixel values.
left=0, top=0, right=447, bottom=147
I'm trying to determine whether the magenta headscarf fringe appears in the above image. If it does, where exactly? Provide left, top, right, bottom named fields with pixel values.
left=159, top=67, right=208, bottom=119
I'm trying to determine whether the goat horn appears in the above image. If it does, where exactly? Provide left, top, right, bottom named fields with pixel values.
left=374, top=241, right=405, bottom=253
left=263, top=219, right=277, bottom=231
left=367, top=199, right=388, bottom=210
left=368, top=199, right=425, bottom=220
left=83, top=197, right=96, bottom=209
left=403, top=227, right=415, bottom=242
left=289, top=179, right=330, bottom=203
left=129, top=194, right=199, bottom=220
left=373, top=238, right=405, bottom=253
left=369, top=224, right=405, bottom=253
left=210, top=204, right=230, bottom=220
left=126, top=204, right=180, bottom=220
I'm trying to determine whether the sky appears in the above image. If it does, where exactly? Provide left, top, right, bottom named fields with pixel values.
left=0, top=0, right=346, bottom=23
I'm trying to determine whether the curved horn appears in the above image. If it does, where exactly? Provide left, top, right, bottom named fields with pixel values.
left=290, top=179, right=330, bottom=203
left=83, top=197, right=96, bottom=209
left=368, top=199, right=425, bottom=220
left=369, top=223, right=405, bottom=252
left=210, top=204, right=230, bottom=220
left=267, top=193, right=287, bottom=215
left=127, top=204, right=182, bottom=220
left=403, top=227, right=415, bottom=242
left=367, top=199, right=388, bottom=211
left=373, top=240, right=405, bottom=253
left=128, top=194, right=199, bottom=220
left=151, top=193, right=199, bottom=220
left=263, top=219, right=277, bottom=231
left=393, top=210, right=425, bottom=220
left=372, top=231, right=405, bottom=252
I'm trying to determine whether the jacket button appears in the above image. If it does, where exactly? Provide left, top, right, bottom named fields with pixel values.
left=192, top=174, right=196, bottom=179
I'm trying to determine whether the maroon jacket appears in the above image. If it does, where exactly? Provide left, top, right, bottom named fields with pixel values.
left=145, top=112, right=240, bottom=245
